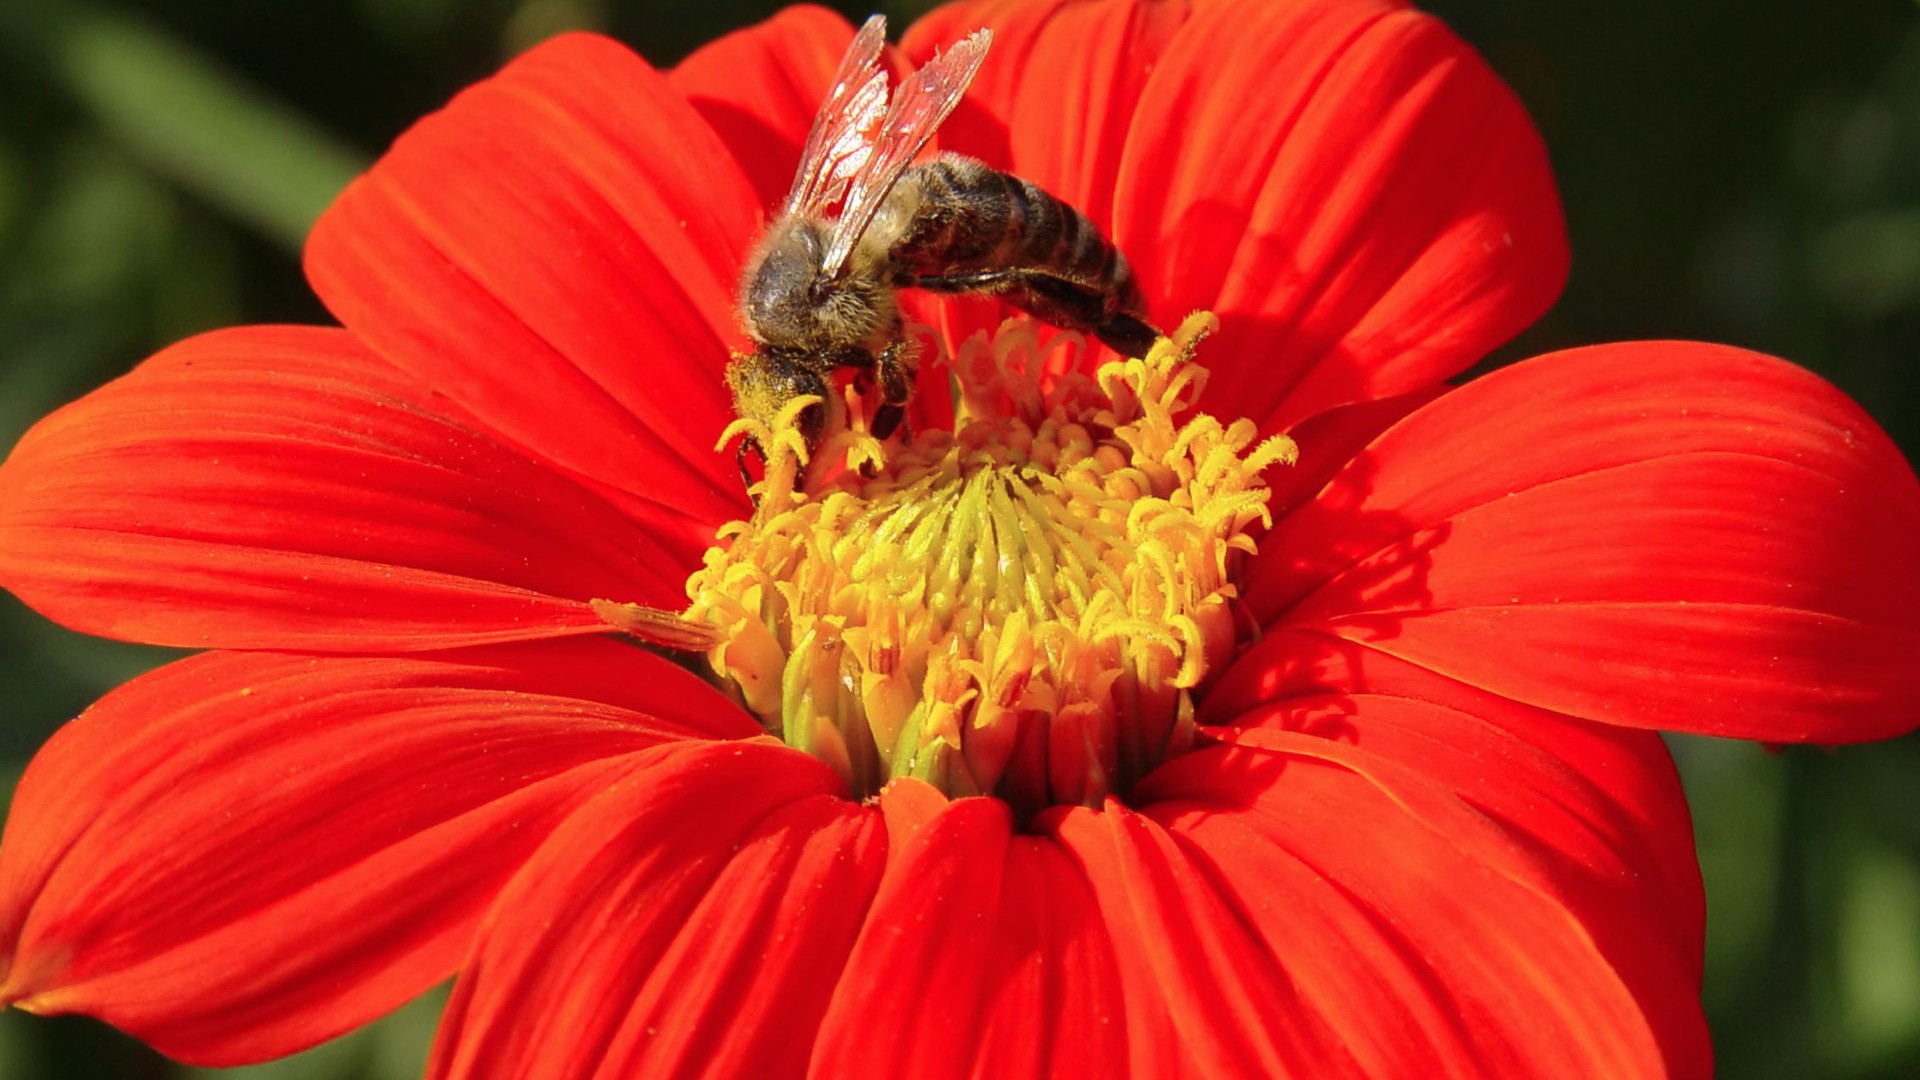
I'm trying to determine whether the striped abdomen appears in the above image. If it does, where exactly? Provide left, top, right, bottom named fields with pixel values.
left=885, top=154, right=1158, bottom=357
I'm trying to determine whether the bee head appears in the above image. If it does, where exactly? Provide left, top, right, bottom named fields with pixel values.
left=725, top=346, right=829, bottom=453
left=743, top=217, right=893, bottom=351
left=739, top=219, right=822, bottom=348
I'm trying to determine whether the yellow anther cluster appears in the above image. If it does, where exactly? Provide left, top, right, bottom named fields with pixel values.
left=687, top=313, right=1295, bottom=811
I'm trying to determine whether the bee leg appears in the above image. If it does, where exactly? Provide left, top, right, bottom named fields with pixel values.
left=870, top=337, right=917, bottom=442
left=1091, top=312, right=1160, bottom=358
left=737, top=437, right=762, bottom=508
left=1017, top=276, right=1161, bottom=359
left=914, top=269, right=1021, bottom=295
left=915, top=270, right=1160, bottom=359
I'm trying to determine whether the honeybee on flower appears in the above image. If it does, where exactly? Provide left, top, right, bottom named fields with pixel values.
left=0, top=2, right=1914, bottom=1078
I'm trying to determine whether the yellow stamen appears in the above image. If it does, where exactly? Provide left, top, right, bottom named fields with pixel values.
left=684, top=313, right=1294, bottom=810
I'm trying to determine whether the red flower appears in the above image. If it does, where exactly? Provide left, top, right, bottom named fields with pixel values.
left=3, top=1, right=1916, bottom=1076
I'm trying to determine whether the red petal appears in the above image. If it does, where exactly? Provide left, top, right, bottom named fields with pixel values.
left=950, top=0, right=1567, bottom=416
left=1207, top=631, right=1706, bottom=943
left=0, top=642, right=742, bottom=1065
left=897, top=0, right=1192, bottom=362
left=1247, top=341, right=1920, bottom=742
left=1132, top=736, right=1711, bottom=1078
left=1265, top=386, right=1443, bottom=518
left=671, top=6, right=861, bottom=212
left=911, top=0, right=1564, bottom=427
left=810, top=791, right=1127, bottom=1078
left=1046, top=799, right=1359, bottom=1077
left=427, top=741, right=876, bottom=1079
left=1129, top=0, right=1564, bottom=433
left=0, top=326, right=688, bottom=651
left=967, top=834, right=1128, bottom=1077
left=306, top=34, right=757, bottom=546
left=903, top=0, right=1188, bottom=230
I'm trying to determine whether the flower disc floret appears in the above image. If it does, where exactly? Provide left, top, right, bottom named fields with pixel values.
left=688, top=314, right=1296, bottom=813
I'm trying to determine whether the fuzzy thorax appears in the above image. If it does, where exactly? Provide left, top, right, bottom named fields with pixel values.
left=691, top=313, right=1295, bottom=814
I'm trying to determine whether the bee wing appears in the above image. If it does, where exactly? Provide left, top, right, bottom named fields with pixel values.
left=820, top=28, right=993, bottom=277
left=785, top=15, right=892, bottom=216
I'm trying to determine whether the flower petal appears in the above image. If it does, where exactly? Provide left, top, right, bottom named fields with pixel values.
left=1046, top=799, right=1362, bottom=1077
left=1125, top=0, right=1565, bottom=432
left=1246, top=341, right=1920, bottom=742
left=671, top=5, right=861, bottom=212
left=1128, top=0, right=1566, bottom=428
left=903, top=0, right=1188, bottom=230
left=1265, top=386, right=1444, bottom=518
left=809, top=789, right=1128, bottom=1078
left=1207, top=630, right=1706, bottom=941
left=0, top=641, right=743, bottom=1065
left=899, top=0, right=1193, bottom=361
left=1127, top=733, right=1710, bottom=1078
left=427, top=741, right=878, bottom=1080
left=912, top=0, right=1566, bottom=429
left=305, top=33, right=758, bottom=545
left=0, top=326, right=690, bottom=651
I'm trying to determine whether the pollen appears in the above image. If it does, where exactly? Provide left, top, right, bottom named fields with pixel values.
left=685, top=313, right=1295, bottom=813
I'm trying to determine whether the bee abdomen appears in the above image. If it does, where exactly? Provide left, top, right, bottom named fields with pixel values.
left=896, top=156, right=1009, bottom=263
left=929, top=161, right=1105, bottom=286
left=893, top=154, right=1156, bottom=354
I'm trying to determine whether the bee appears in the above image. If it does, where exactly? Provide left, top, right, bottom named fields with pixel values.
left=727, top=15, right=1159, bottom=486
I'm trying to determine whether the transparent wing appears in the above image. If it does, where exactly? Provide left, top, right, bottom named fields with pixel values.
left=820, top=28, right=993, bottom=277
left=785, top=15, right=892, bottom=216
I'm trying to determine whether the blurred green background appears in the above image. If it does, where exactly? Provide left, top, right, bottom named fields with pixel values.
left=0, top=0, right=1916, bottom=1077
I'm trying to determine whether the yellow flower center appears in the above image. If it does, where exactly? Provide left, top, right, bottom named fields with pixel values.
left=683, top=313, right=1292, bottom=814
